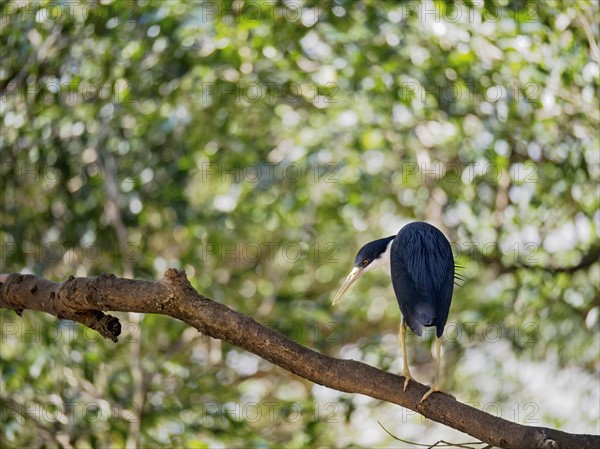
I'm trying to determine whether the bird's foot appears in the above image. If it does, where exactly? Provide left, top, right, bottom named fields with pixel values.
left=419, top=384, right=440, bottom=403
left=402, top=371, right=412, bottom=391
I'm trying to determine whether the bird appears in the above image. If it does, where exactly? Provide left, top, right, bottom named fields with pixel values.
left=332, top=221, right=458, bottom=403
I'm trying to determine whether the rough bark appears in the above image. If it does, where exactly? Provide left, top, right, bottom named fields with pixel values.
left=0, top=270, right=597, bottom=449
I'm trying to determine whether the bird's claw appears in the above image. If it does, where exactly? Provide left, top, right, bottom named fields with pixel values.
left=419, top=384, right=440, bottom=403
left=402, top=371, right=412, bottom=391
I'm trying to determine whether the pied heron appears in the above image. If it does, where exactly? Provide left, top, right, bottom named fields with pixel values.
left=332, top=221, right=457, bottom=402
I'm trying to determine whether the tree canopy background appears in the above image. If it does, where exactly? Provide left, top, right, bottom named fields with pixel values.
left=1, top=0, right=599, bottom=447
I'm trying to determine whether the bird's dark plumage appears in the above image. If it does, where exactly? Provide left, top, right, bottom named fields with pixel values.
left=390, top=222, right=454, bottom=337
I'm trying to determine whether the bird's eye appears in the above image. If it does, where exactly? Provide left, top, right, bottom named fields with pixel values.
left=362, top=259, right=370, bottom=266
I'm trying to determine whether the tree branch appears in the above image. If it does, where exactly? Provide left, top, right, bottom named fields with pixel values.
left=0, top=271, right=597, bottom=449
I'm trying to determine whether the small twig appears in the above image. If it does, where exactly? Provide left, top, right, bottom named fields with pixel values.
left=1, top=396, right=74, bottom=449
left=378, top=421, right=488, bottom=448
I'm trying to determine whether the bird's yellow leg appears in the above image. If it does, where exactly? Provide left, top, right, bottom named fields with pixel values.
left=420, top=336, right=442, bottom=403
left=400, top=316, right=412, bottom=391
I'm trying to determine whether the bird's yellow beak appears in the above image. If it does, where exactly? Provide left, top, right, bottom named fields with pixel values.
left=332, top=266, right=364, bottom=305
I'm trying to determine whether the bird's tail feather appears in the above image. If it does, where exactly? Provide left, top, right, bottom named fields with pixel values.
left=414, top=303, right=436, bottom=327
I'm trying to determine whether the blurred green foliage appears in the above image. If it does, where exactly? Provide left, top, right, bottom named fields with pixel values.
left=1, top=0, right=599, bottom=447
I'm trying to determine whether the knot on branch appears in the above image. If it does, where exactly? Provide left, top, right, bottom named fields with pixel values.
left=163, top=268, right=191, bottom=286
left=536, top=431, right=559, bottom=449
left=159, top=268, right=197, bottom=305
left=162, top=268, right=211, bottom=302
left=78, top=311, right=122, bottom=342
